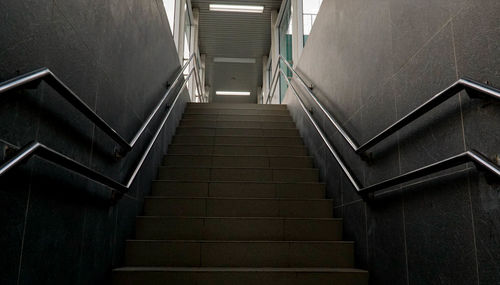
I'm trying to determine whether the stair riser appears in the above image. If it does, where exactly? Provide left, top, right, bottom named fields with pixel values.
left=125, top=241, right=354, bottom=268
left=172, top=136, right=304, bottom=146
left=113, top=270, right=369, bottom=285
left=183, top=114, right=294, bottom=122
left=163, top=155, right=313, bottom=168
left=158, top=168, right=319, bottom=183
left=143, top=198, right=333, bottom=218
left=167, top=145, right=308, bottom=156
left=176, top=128, right=300, bottom=137
left=151, top=182, right=325, bottom=199
left=180, top=121, right=296, bottom=129
left=186, top=103, right=287, bottom=110
left=184, top=109, right=289, bottom=116
left=136, top=218, right=342, bottom=241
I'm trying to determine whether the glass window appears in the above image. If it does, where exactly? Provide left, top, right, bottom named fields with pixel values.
left=183, top=3, right=195, bottom=99
left=302, top=0, right=322, bottom=45
left=278, top=0, right=293, bottom=103
left=163, top=0, right=176, bottom=34
left=183, top=3, right=191, bottom=61
left=183, top=3, right=192, bottom=77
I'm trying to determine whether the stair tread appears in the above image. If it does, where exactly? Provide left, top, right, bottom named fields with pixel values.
left=145, top=197, right=332, bottom=201
left=153, top=180, right=324, bottom=184
left=177, top=126, right=295, bottom=129
left=172, top=135, right=302, bottom=138
left=127, top=239, right=354, bottom=244
left=160, top=166, right=318, bottom=170
left=114, top=267, right=368, bottom=273
left=180, top=119, right=291, bottom=122
left=165, top=154, right=312, bottom=157
left=113, top=103, right=368, bottom=284
left=170, top=143, right=305, bottom=146
left=179, top=124, right=297, bottom=130
left=137, top=216, right=341, bottom=220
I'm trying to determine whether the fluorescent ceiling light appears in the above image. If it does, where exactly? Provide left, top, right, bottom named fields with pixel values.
left=214, top=57, right=256, bottom=64
left=209, top=4, right=264, bottom=13
left=216, top=91, right=251, bottom=96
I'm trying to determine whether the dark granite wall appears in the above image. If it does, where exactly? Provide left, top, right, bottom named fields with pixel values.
left=0, top=0, right=187, bottom=284
left=284, top=0, right=500, bottom=284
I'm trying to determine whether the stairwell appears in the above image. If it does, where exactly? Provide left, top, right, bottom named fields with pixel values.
left=112, top=103, right=369, bottom=284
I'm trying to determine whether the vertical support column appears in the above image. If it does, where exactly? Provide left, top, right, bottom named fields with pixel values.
left=262, top=55, right=269, bottom=104
left=175, top=0, right=187, bottom=64
left=204, top=86, right=211, bottom=103
left=270, top=10, right=280, bottom=104
left=200, top=54, right=207, bottom=101
left=257, top=86, right=263, bottom=104
left=291, top=0, right=304, bottom=64
left=190, top=7, right=200, bottom=100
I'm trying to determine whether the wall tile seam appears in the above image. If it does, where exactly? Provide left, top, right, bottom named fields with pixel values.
left=331, top=165, right=477, bottom=209
left=396, top=120, right=410, bottom=285
left=449, top=0, right=475, bottom=23
left=51, top=1, right=101, bottom=68
left=465, top=170, right=481, bottom=285
left=449, top=19, right=468, bottom=153
left=401, top=165, right=476, bottom=192
left=333, top=199, right=364, bottom=209
left=363, top=202, right=369, bottom=269
left=74, top=207, right=88, bottom=284
left=388, top=18, right=454, bottom=83
left=111, top=201, right=120, bottom=267
left=401, top=189, right=410, bottom=285
left=301, top=20, right=461, bottom=131
left=125, top=97, right=147, bottom=122
left=15, top=83, right=47, bottom=284
left=15, top=180, right=33, bottom=285
left=14, top=80, right=48, bottom=283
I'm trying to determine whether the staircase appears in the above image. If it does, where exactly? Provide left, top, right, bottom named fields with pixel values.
left=112, top=103, right=368, bottom=284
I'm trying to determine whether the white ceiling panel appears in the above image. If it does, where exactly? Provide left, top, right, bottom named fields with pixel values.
left=191, top=0, right=283, bottom=103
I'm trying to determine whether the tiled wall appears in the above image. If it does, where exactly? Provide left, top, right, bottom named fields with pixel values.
left=0, top=0, right=188, bottom=283
left=285, top=0, right=500, bottom=284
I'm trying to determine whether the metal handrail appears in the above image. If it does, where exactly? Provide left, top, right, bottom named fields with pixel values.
left=0, top=53, right=206, bottom=155
left=280, top=69, right=500, bottom=196
left=0, top=69, right=195, bottom=200
left=265, top=61, right=281, bottom=104
left=277, top=55, right=500, bottom=155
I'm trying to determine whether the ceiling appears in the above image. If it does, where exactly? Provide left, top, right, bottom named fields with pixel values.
left=191, top=0, right=283, bottom=103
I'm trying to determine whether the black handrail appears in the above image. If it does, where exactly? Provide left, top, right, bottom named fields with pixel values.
left=0, top=53, right=206, bottom=155
left=0, top=69, right=194, bottom=201
left=280, top=69, right=500, bottom=197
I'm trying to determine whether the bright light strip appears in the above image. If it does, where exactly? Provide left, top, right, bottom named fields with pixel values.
left=214, top=57, right=256, bottom=64
left=209, top=4, right=264, bottom=13
left=216, top=91, right=251, bottom=96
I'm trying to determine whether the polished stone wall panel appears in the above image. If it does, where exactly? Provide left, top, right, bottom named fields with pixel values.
left=0, top=0, right=184, bottom=284
left=285, top=0, right=499, bottom=284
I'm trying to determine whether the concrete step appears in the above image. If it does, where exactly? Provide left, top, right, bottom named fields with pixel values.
left=143, top=197, right=333, bottom=218
left=179, top=120, right=296, bottom=129
left=167, top=144, right=308, bottom=156
left=124, top=240, right=354, bottom=268
left=183, top=114, right=294, bottom=122
left=135, top=216, right=342, bottom=241
left=151, top=181, right=325, bottom=199
left=113, top=267, right=369, bottom=285
left=186, top=103, right=287, bottom=110
left=163, top=155, right=313, bottom=168
left=157, top=167, right=319, bottom=183
left=172, top=135, right=304, bottom=146
left=184, top=108, right=290, bottom=116
left=176, top=127, right=300, bottom=137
